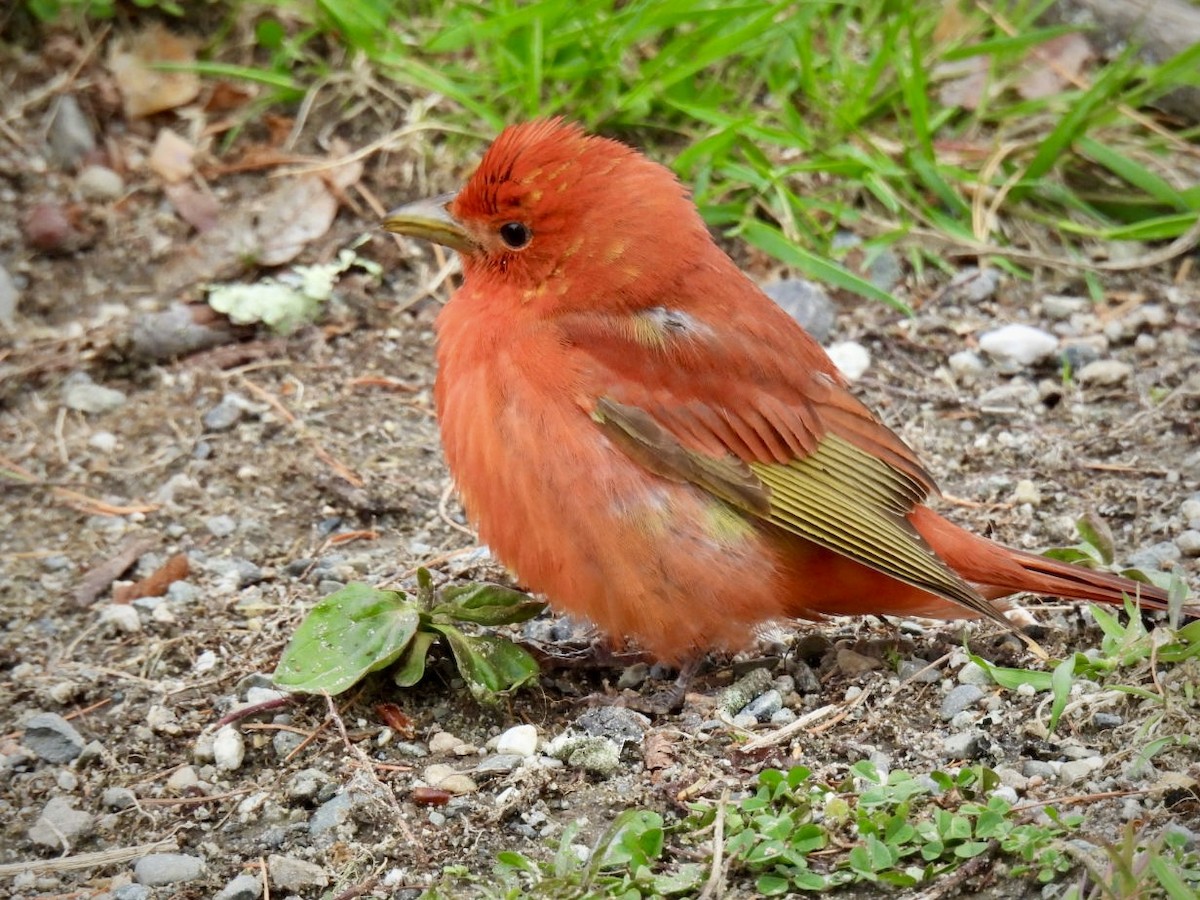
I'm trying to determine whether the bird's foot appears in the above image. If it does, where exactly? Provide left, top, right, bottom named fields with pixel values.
left=580, top=657, right=703, bottom=716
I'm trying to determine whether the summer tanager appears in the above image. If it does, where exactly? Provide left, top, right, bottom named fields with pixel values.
left=384, top=119, right=1183, bottom=666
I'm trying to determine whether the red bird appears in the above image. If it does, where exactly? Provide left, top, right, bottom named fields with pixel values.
left=384, top=119, right=1181, bottom=666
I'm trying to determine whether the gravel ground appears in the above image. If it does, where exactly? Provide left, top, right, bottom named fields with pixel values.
left=2, top=37, right=1199, bottom=900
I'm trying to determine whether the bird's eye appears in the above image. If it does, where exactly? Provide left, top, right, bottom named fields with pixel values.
left=499, top=222, right=531, bottom=249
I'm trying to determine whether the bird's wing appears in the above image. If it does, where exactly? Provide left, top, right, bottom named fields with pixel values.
left=564, top=305, right=1009, bottom=625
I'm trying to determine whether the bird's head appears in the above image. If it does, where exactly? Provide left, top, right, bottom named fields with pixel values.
left=384, top=119, right=713, bottom=311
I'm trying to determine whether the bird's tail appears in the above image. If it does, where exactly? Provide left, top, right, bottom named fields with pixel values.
left=911, top=506, right=1189, bottom=614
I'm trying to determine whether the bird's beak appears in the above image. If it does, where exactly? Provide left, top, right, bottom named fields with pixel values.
left=382, top=193, right=476, bottom=253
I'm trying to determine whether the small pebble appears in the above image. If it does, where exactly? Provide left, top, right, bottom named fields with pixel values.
left=213, top=725, right=246, bottom=771
left=948, top=350, right=985, bottom=384
left=267, top=855, right=329, bottom=892
left=205, top=514, right=237, bottom=538
left=948, top=266, right=1000, bottom=302
left=1012, top=479, right=1041, bottom=506
left=476, top=754, right=523, bottom=775
left=28, top=796, right=94, bottom=849
left=1059, top=756, right=1105, bottom=786
left=826, top=340, right=870, bottom=381
left=739, top=689, right=783, bottom=722
left=62, top=374, right=127, bottom=414
left=77, top=165, right=125, bottom=200
left=762, top=279, right=835, bottom=342
left=495, top=724, right=538, bottom=757
left=1174, top=530, right=1200, bottom=558
left=23, top=712, right=86, bottom=763
left=1042, top=294, right=1088, bottom=319
left=1127, top=541, right=1181, bottom=572
left=134, top=853, right=205, bottom=886
left=88, top=430, right=118, bottom=453
left=214, top=873, right=263, bottom=900
left=48, top=95, right=96, bottom=168
left=978, top=324, right=1058, bottom=368
left=166, top=765, right=199, bottom=793
left=429, top=732, right=465, bottom=754
left=956, top=661, right=992, bottom=686
left=1077, top=359, right=1132, bottom=386
left=100, top=603, right=141, bottom=633
left=940, top=684, right=985, bottom=720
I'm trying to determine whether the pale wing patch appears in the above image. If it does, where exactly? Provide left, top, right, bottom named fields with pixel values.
left=623, top=307, right=713, bottom=350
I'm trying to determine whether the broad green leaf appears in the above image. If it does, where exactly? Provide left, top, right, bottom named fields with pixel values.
left=393, top=630, right=438, bottom=687
left=274, top=583, right=420, bottom=694
left=1075, top=513, right=1115, bottom=565
left=434, top=625, right=540, bottom=702
left=436, top=583, right=547, bottom=625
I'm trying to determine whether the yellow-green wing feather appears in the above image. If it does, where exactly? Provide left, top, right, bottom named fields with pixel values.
left=594, top=397, right=1016, bottom=631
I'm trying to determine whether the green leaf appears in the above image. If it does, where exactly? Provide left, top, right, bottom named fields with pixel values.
left=273, top=583, right=420, bottom=694
left=434, top=625, right=540, bottom=702
left=1074, top=513, right=1115, bottom=565
left=1047, top=657, right=1075, bottom=735
left=969, top=654, right=1053, bottom=691
left=740, top=220, right=912, bottom=313
left=436, top=583, right=547, bottom=625
left=393, top=630, right=438, bottom=688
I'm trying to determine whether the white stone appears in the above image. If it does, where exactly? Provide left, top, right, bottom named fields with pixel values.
left=99, top=603, right=141, bottom=633
left=826, top=341, right=870, bottom=381
left=948, top=350, right=985, bottom=383
left=1077, top=359, right=1133, bottom=386
left=978, top=324, right=1058, bottom=367
left=213, top=725, right=246, bottom=771
left=1012, top=479, right=1042, bottom=506
left=495, top=724, right=538, bottom=758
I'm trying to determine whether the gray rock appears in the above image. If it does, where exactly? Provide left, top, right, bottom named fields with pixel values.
left=102, top=787, right=137, bottom=810
left=1061, top=343, right=1101, bottom=371
left=1059, top=756, right=1105, bottom=786
left=0, top=263, right=18, bottom=328
left=940, top=684, right=985, bottom=720
left=309, top=791, right=359, bottom=838
left=24, top=712, right=86, bottom=762
left=978, top=324, right=1058, bottom=368
left=1174, top=530, right=1200, bottom=558
left=739, top=689, right=783, bottom=722
left=770, top=708, right=797, bottom=726
left=1077, top=359, right=1132, bottom=386
left=978, top=381, right=1040, bottom=415
left=1127, top=541, right=1182, bottom=573
left=762, top=279, right=835, bottom=342
left=898, top=659, right=940, bottom=684
left=789, top=660, right=821, bottom=693
left=48, top=95, right=96, bottom=169
left=475, top=754, right=524, bottom=776
left=948, top=350, right=986, bottom=384
left=1042, top=294, right=1088, bottom=319
left=29, top=796, right=95, bottom=849
left=576, top=706, right=650, bottom=746
left=214, top=873, right=263, bottom=900
left=77, top=165, right=125, bottom=200
left=131, top=303, right=234, bottom=360
left=268, top=854, right=329, bottom=891
left=948, top=266, right=1000, bottom=303
left=1022, top=760, right=1059, bottom=781
left=62, top=374, right=127, bottom=414
left=957, top=662, right=992, bottom=686
left=287, top=768, right=333, bottom=802
left=206, top=515, right=238, bottom=538
left=133, top=853, right=205, bottom=886
left=941, top=732, right=984, bottom=759
left=114, top=886, right=150, bottom=900
left=203, top=397, right=245, bottom=431
left=1092, top=712, right=1123, bottom=729
left=867, top=250, right=903, bottom=293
